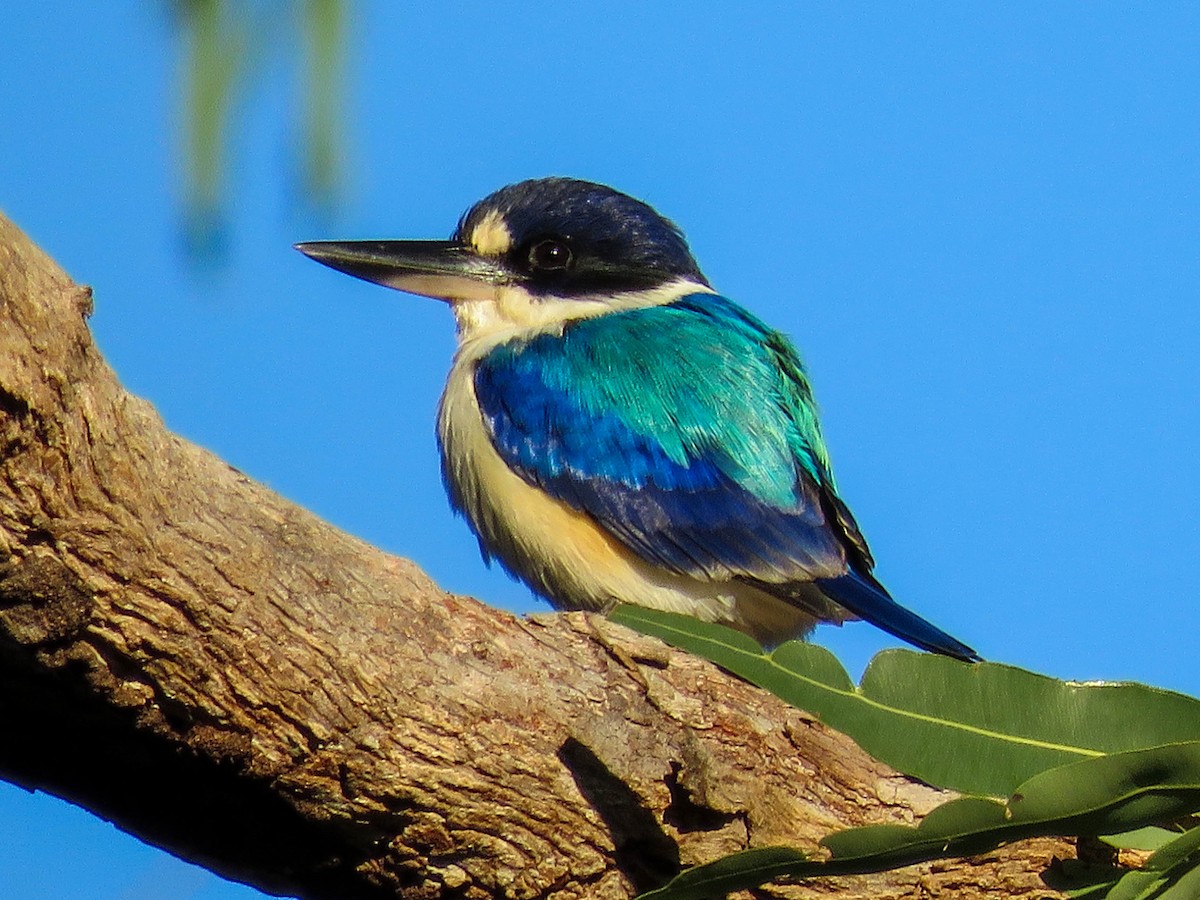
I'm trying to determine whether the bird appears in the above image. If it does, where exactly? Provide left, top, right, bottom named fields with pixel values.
left=296, top=177, right=980, bottom=661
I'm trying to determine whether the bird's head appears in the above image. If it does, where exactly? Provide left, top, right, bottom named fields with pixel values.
left=296, top=178, right=712, bottom=342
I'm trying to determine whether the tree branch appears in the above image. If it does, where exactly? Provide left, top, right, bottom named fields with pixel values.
left=0, top=211, right=1070, bottom=898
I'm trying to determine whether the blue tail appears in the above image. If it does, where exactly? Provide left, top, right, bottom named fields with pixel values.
left=815, top=573, right=981, bottom=662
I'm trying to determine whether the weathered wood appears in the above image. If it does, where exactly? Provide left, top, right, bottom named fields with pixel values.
left=0, top=211, right=1072, bottom=898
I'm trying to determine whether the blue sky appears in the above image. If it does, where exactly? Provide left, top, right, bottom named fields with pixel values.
left=3, top=4, right=1199, bottom=897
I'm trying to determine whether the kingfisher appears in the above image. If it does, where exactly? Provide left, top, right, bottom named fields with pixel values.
left=296, top=177, right=979, bottom=661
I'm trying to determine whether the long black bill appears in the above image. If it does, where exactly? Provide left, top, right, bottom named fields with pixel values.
left=294, top=240, right=508, bottom=302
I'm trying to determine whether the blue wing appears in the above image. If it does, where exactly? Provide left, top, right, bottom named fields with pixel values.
left=475, top=294, right=846, bottom=583
left=473, top=293, right=979, bottom=660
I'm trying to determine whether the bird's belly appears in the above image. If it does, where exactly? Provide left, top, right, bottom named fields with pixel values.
left=436, top=361, right=817, bottom=645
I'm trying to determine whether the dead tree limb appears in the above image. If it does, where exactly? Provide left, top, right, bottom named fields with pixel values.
left=0, top=211, right=1071, bottom=898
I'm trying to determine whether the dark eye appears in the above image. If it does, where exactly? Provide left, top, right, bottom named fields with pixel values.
left=528, top=239, right=572, bottom=272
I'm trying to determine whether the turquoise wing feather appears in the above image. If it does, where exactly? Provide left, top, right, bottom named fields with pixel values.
left=472, top=293, right=859, bottom=584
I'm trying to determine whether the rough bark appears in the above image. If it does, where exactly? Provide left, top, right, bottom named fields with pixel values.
left=0, top=210, right=1073, bottom=899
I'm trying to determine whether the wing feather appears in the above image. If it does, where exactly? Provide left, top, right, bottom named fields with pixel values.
left=473, top=293, right=849, bottom=585
left=471, top=292, right=981, bottom=662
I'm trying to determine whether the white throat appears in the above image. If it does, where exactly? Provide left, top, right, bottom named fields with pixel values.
left=449, top=276, right=715, bottom=358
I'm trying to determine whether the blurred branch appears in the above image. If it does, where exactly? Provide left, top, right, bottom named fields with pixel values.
left=302, top=0, right=345, bottom=204
left=174, top=0, right=346, bottom=254
left=179, top=0, right=247, bottom=246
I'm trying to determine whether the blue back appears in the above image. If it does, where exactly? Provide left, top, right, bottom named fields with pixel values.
left=472, top=293, right=858, bottom=583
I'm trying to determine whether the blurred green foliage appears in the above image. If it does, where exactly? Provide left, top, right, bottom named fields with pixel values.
left=174, top=0, right=345, bottom=252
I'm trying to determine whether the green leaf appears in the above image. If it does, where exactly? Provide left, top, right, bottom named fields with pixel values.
left=1104, top=871, right=1169, bottom=900
left=1157, top=860, right=1200, bottom=898
left=822, top=744, right=1200, bottom=871
left=635, top=743, right=1200, bottom=900
left=609, top=605, right=765, bottom=656
left=1142, top=823, right=1200, bottom=872
left=633, top=847, right=809, bottom=900
left=610, top=606, right=1200, bottom=796
left=1102, top=827, right=1180, bottom=852
left=1007, top=743, right=1200, bottom=834
left=821, top=795, right=1010, bottom=862
left=1042, top=859, right=1126, bottom=898
left=1044, top=832, right=1200, bottom=900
